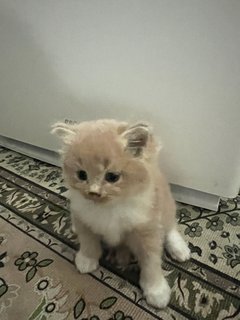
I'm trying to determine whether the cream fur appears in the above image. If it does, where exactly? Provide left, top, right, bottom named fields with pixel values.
left=70, top=185, right=153, bottom=246
left=52, top=119, right=190, bottom=309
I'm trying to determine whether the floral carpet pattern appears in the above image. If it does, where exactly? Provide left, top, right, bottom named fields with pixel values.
left=0, top=146, right=239, bottom=320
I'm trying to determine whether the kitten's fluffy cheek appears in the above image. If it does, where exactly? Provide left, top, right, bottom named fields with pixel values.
left=103, top=184, right=121, bottom=198
left=64, top=178, right=87, bottom=197
left=121, top=168, right=150, bottom=195
left=63, top=166, right=78, bottom=188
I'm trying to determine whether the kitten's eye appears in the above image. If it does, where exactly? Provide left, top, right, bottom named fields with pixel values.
left=105, top=172, right=120, bottom=183
left=77, top=170, right=88, bottom=181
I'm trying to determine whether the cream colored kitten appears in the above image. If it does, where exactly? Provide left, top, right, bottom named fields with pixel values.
left=52, top=119, right=190, bottom=309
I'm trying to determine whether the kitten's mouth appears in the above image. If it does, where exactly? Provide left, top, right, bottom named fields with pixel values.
left=84, top=192, right=109, bottom=203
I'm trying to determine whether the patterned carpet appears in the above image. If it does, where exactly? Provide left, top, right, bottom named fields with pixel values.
left=0, top=146, right=239, bottom=320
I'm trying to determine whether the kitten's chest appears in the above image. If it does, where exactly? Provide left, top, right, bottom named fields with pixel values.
left=71, top=195, right=150, bottom=246
left=88, top=206, right=130, bottom=245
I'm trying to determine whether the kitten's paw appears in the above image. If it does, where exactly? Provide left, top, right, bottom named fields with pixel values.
left=169, top=242, right=191, bottom=262
left=75, top=251, right=99, bottom=274
left=143, top=277, right=171, bottom=309
left=166, top=229, right=191, bottom=262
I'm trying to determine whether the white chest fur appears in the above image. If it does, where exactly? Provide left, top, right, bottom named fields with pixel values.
left=69, top=188, right=152, bottom=246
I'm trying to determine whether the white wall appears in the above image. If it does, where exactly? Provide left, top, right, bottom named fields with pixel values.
left=0, top=0, right=240, bottom=198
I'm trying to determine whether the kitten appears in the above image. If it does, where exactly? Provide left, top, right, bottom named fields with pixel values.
left=52, top=119, right=190, bottom=309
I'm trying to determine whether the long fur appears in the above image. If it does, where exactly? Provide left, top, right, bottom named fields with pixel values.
left=52, top=119, right=190, bottom=308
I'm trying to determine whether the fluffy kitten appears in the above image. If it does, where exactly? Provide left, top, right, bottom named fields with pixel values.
left=52, top=119, right=190, bottom=309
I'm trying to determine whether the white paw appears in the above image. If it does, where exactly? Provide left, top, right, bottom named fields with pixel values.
left=75, top=251, right=99, bottom=274
left=143, top=277, right=171, bottom=309
left=166, top=229, right=191, bottom=262
left=168, top=241, right=191, bottom=262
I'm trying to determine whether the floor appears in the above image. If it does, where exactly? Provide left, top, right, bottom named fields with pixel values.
left=0, top=146, right=239, bottom=320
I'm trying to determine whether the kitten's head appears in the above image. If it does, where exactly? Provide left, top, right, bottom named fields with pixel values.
left=52, top=119, right=160, bottom=203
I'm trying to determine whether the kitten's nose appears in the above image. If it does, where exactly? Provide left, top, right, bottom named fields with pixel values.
left=88, top=184, right=101, bottom=198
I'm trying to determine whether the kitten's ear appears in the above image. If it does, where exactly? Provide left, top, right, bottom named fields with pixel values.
left=51, top=122, right=77, bottom=145
left=121, top=122, right=151, bottom=156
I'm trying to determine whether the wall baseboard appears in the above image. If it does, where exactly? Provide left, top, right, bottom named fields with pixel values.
left=0, top=135, right=60, bottom=166
left=170, top=184, right=220, bottom=211
left=0, top=135, right=220, bottom=211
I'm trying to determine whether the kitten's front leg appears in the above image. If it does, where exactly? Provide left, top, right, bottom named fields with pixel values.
left=165, top=228, right=190, bottom=262
left=127, top=230, right=171, bottom=309
left=73, top=214, right=101, bottom=274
